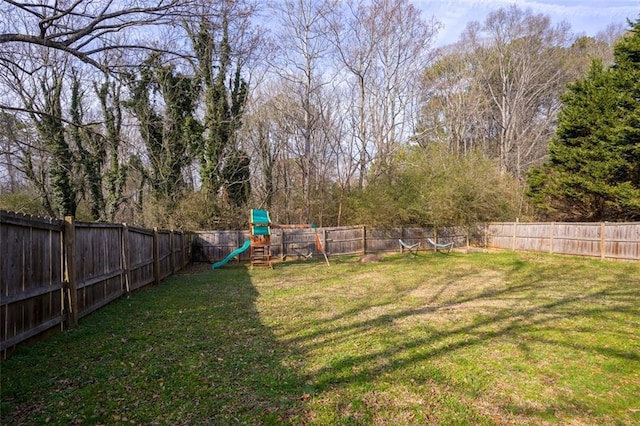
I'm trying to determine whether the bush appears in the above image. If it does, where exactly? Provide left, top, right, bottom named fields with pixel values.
left=343, top=144, right=523, bottom=227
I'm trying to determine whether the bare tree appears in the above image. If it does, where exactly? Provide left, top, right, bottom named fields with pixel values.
left=419, top=48, right=492, bottom=155
left=242, top=82, right=300, bottom=223
left=325, top=0, right=375, bottom=189
left=329, top=0, right=440, bottom=184
left=268, top=0, right=338, bottom=223
left=0, top=112, right=31, bottom=194
left=462, top=6, right=573, bottom=180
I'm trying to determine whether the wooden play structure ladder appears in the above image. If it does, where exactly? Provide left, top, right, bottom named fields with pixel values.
left=250, top=245, right=271, bottom=267
left=249, top=209, right=272, bottom=268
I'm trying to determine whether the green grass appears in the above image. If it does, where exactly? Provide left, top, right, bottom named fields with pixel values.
left=2, top=252, right=639, bottom=425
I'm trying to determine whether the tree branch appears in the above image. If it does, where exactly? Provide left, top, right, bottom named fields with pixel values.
left=1, top=0, right=188, bottom=73
left=0, top=33, right=108, bottom=72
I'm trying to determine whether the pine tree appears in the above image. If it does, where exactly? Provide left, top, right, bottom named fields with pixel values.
left=527, top=18, right=640, bottom=221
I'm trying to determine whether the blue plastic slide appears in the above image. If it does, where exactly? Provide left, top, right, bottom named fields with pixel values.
left=211, top=240, right=252, bottom=269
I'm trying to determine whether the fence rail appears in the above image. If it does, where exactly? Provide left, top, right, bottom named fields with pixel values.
left=1, top=211, right=191, bottom=352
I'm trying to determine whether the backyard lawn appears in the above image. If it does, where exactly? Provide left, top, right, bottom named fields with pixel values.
left=1, top=251, right=639, bottom=425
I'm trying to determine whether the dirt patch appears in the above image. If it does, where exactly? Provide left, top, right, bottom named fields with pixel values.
left=176, top=262, right=213, bottom=274
left=360, top=254, right=383, bottom=263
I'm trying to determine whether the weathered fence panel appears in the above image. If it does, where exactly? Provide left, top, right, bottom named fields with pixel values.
left=171, top=232, right=191, bottom=273
left=278, top=228, right=315, bottom=258
left=437, top=226, right=470, bottom=248
left=75, top=223, right=126, bottom=319
left=1, top=211, right=192, bottom=352
left=365, top=227, right=401, bottom=253
left=324, top=226, right=360, bottom=255
left=128, top=227, right=155, bottom=291
left=192, top=230, right=250, bottom=263
left=554, top=223, right=600, bottom=257
left=486, top=222, right=640, bottom=260
left=1, top=212, right=64, bottom=350
left=157, top=230, right=174, bottom=280
left=485, top=222, right=514, bottom=250
left=605, top=223, right=640, bottom=261
left=401, top=227, right=432, bottom=247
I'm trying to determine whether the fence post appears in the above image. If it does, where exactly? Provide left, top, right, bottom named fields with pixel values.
left=64, top=216, right=78, bottom=329
left=361, top=225, right=366, bottom=255
left=600, top=222, right=606, bottom=260
left=169, top=231, right=175, bottom=274
left=237, top=230, right=241, bottom=263
left=512, top=219, right=518, bottom=251
left=484, top=223, right=488, bottom=249
left=153, top=227, right=160, bottom=286
left=323, top=228, right=328, bottom=256
left=280, top=228, right=285, bottom=261
left=549, top=222, right=555, bottom=254
left=122, top=224, right=131, bottom=293
left=466, top=228, right=470, bottom=251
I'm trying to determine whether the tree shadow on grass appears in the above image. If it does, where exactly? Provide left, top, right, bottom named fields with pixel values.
left=6, top=256, right=636, bottom=425
left=275, top=255, right=640, bottom=424
left=0, top=263, right=310, bottom=425
left=163, top=264, right=311, bottom=424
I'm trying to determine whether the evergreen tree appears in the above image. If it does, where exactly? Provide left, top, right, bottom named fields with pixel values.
left=527, top=18, right=640, bottom=221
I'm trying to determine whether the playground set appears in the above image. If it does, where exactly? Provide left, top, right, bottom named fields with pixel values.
left=211, top=209, right=329, bottom=269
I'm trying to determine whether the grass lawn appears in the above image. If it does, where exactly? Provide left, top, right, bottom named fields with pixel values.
left=1, top=251, right=639, bottom=425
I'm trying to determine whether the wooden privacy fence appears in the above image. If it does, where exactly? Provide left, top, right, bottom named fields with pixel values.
left=486, top=222, right=639, bottom=261
left=192, top=225, right=469, bottom=262
left=193, top=222, right=639, bottom=263
left=4, top=215, right=636, bottom=352
left=1, top=211, right=191, bottom=352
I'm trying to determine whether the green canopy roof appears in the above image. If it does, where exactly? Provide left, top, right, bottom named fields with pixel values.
left=250, top=209, right=271, bottom=236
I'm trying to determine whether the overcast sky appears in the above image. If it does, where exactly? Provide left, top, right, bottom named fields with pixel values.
left=415, top=0, right=639, bottom=46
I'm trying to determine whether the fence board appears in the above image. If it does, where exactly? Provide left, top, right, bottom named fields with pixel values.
left=157, top=230, right=172, bottom=280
